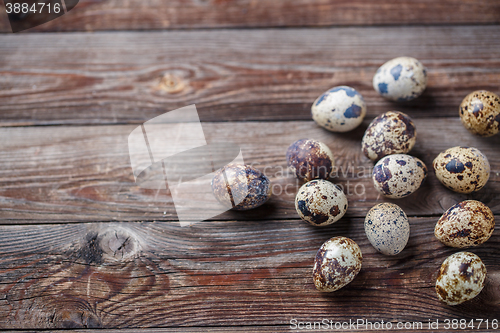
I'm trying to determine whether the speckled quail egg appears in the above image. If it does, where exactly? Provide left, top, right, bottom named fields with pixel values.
left=372, top=154, right=427, bottom=199
left=311, top=86, right=367, bottom=132
left=286, top=139, right=334, bottom=181
left=436, top=252, right=487, bottom=305
left=295, top=179, right=348, bottom=226
left=433, top=146, right=490, bottom=194
left=373, top=56, right=427, bottom=102
left=365, top=203, right=410, bottom=255
left=361, top=111, right=417, bottom=160
left=435, top=200, right=495, bottom=248
left=460, top=90, right=500, bottom=137
left=212, top=163, right=271, bottom=210
left=313, top=236, right=362, bottom=292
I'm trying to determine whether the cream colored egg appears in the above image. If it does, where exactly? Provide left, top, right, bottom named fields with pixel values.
left=436, top=252, right=486, bottom=305
left=373, top=56, right=427, bottom=102
left=295, top=179, right=348, bottom=226
left=365, top=203, right=410, bottom=255
left=361, top=111, right=417, bottom=161
left=435, top=200, right=495, bottom=248
left=313, top=236, right=362, bottom=292
left=312, top=86, right=367, bottom=132
left=460, top=90, right=500, bottom=137
left=433, top=146, right=490, bottom=194
left=372, top=154, right=427, bottom=199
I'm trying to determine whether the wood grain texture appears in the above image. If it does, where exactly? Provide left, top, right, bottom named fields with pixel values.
left=0, top=0, right=499, bottom=32
left=1, top=26, right=500, bottom=126
left=0, top=118, right=498, bottom=223
left=0, top=218, right=499, bottom=329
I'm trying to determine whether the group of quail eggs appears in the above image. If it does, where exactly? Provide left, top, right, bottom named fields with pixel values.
left=212, top=56, right=500, bottom=306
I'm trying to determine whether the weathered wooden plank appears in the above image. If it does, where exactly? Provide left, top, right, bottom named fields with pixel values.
left=0, top=118, right=498, bottom=223
left=0, top=218, right=499, bottom=329
left=1, top=26, right=500, bottom=125
left=0, top=0, right=499, bottom=33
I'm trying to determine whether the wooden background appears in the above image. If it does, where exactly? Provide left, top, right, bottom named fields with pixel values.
left=0, top=0, right=499, bottom=331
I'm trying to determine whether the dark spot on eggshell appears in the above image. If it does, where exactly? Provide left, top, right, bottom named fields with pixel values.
left=445, top=159, right=465, bottom=173
left=330, top=205, right=340, bottom=217
left=390, top=64, right=403, bottom=80
left=397, top=160, right=407, bottom=166
left=459, top=262, right=473, bottom=281
left=344, top=104, right=362, bottom=119
left=310, top=213, right=330, bottom=225
left=373, top=164, right=392, bottom=195
left=378, top=82, right=388, bottom=94
left=465, top=161, right=473, bottom=169
left=397, top=113, right=416, bottom=138
left=297, top=200, right=311, bottom=217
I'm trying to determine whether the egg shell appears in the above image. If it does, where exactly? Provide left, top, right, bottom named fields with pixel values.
left=361, top=111, right=417, bottom=161
left=313, top=236, right=362, bottom=292
left=372, top=154, right=427, bottom=199
left=211, top=163, right=271, bottom=210
left=435, top=251, right=486, bottom=305
left=373, top=56, right=427, bottom=102
left=435, top=200, right=495, bottom=248
left=364, top=203, right=409, bottom=255
left=460, top=90, right=500, bottom=137
left=295, top=179, right=348, bottom=226
left=312, top=86, right=367, bottom=132
left=286, top=139, right=334, bottom=181
left=433, top=146, right=490, bottom=194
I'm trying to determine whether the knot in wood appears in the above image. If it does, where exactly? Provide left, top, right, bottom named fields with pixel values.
left=98, top=227, right=140, bottom=262
left=158, top=73, right=186, bottom=93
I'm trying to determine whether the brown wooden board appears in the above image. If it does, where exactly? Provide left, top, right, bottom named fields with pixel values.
left=0, top=218, right=499, bottom=329
left=0, top=118, right=498, bottom=223
left=0, top=0, right=499, bottom=32
left=0, top=26, right=499, bottom=126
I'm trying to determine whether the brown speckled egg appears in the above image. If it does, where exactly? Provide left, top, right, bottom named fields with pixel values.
left=435, top=200, right=495, bottom=248
left=460, top=90, right=500, bottom=137
left=286, top=139, right=334, bottom=181
left=433, top=146, right=490, bottom=194
left=313, top=236, right=362, bottom=292
left=364, top=203, right=410, bottom=255
left=372, top=154, right=427, bottom=199
left=295, top=179, right=348, bottom=226
left=361, top=111, right=417, bottom=160
left=436, top=252, right=486, bottom=305
left=211, top=163, right=271, bottom=210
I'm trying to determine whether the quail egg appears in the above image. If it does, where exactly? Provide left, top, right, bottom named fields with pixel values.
left=212, top=163, right=271, bottom=210
left=433, top=146, right=490, bottom=194
left=361, top=111, right=417, bottom=160
left=436, top=251, right=487, bottom=305
left=435, top=200, right=495, bottom=248
left=372, top=154, right=427, bottom=199
left=313, top=236, right=362, bottom=292
left=286, top=139, right=334, bottom=181
left=365, top=203, right=410, bottom=255
left=295, top=179, right=348, bottom=226
left=312, top=86, right=367, bottom=132
left=373, top=56, right=427, bottom=101
left=460, top=90, right=500, bottom=137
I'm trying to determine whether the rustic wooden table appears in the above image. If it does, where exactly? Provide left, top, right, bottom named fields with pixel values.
left=0, top=0, right=499, bottom=332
